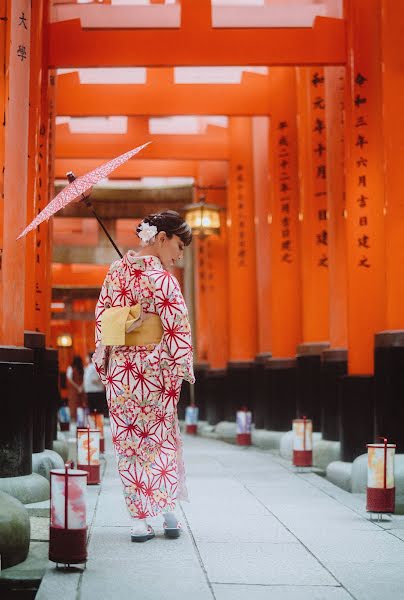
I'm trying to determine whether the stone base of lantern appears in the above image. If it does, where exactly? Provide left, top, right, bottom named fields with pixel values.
left=237, top=433, right=251, bottom=446
left=366, top=486, right=395, bottom=513
left=77, top=464, right=100, bottom=485
left=293, top=450, right=312, bottom=467
left=186, top=424, right=198, bottom=435
left=49, top=527, right=88, bottom=564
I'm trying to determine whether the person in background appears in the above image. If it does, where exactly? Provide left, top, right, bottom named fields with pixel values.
left=84, top=351, right=108, bottom=416
left=66, top=355, right=86, bottom=421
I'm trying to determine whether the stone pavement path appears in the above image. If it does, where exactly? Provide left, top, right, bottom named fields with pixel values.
left=37, top=431, right=404, bottom=600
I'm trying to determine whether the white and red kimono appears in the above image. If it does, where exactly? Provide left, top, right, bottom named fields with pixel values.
left=93, top=252, right=195, bottom=519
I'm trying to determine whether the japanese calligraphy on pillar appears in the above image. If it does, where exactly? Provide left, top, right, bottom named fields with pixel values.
left=206, top=238, right=214, bottom=293
left=310, top=69, right=328, bottom=268
left=198, top=241, right=206, bottom=294
left=34, top=116, right=47, bottom=325
left=197, top=238, right=208, bottom=361
left=353, top=72, right=370, bottom=269
left=16, top=7, right=29, bottom=62
left=276, top=121, right=294, bottom=263
left=235, top=164, right=248, bottom=268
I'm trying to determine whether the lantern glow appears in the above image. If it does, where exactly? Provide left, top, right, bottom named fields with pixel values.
left=236, top=408, right=252, bottom=446
left=49, top=466, right=88, bottom=566
left=367, top=440, right=396, bottom=515
left=185, top=405, right=199, bottom=434
left=184, top=199, right=221, bottom=238
left=77, top=428, right=101, bottom=485
left=292, top=417, right=313, bottom=467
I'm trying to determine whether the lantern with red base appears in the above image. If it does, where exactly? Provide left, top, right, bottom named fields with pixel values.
left=367, top=438, right=396, bottom=516
left=88, top=411, right=105, bottom=453
left=293, top=417, right=312, bottom=467
left=76, top=406, right=89, bottom=428
left=49, top=465, right=88, bottom=567
left=58, top=405, right=70, bottom=432
left=77, top=427, right=100, bottom=485
left=236, top=407, right=252, bottom=446
left=185, top=405, right=199, bottom=434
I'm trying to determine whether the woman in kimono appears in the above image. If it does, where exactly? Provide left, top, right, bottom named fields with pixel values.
left=93, top=210, right=194, bottom=542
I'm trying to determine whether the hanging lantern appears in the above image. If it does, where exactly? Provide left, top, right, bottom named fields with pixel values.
left=185, top=405, right=199, bottom=434
left=184, top=198, right=221, bottom=239
left=367, top=438, right=396, bottom=515
left=293, top=417, right=313, bottom=467
left=58, top=405, right=71, bottom=432
left=56, top=334, right=72, bottom=348
left=49, top=464, right=88, bottom=566
left=77, top=427, right=100, bottom=485
left=88, top=411, right=105, bottom=453
left=236, top=407, right=252, bottom=446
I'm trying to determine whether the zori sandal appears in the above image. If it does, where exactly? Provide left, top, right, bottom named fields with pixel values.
left=163, top=513, right=182, bottom=539
left=131, top=524, right=155, bottom=543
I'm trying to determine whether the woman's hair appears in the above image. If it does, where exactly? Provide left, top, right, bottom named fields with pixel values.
left=72, top=355, right=84, bottom=378
left=136, top=210, right=192, bottom=246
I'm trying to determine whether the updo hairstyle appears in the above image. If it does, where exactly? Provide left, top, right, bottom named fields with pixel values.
left=136, top=210, right=192, bottom=246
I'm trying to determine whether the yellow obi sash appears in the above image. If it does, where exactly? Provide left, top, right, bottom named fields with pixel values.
left=100, top=304, right=163, bottom=346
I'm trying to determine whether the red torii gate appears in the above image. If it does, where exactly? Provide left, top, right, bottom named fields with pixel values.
left=48, top=0, right=345, bottom=68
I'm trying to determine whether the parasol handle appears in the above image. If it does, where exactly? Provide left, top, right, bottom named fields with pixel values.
left=66, top=172, right=123, bottom=259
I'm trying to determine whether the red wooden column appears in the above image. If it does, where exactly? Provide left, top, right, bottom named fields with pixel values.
left=371, top=0, right=404, bottom=450
left=2, top=0, right=31, bottom=346
left=264, top=68, right=302, bottom=432
left=267, top=68, right=302, bottom=358
left=252, top=115, right=271, bottom=358
left=325, top=66, right=347, bottom=350
left=0, top=0, right=6, bottom=339
left=227, top=117, right=258, bottom=362
left=339, top=0, right=386, bottom=462
left=193, top=161, right=229, bottom=424
left=46, top=68, right=57, bottom=342
left=295, top=67, right=330, bottom=429
left=226, top=117, right=258, bottom=418
left=25, top=0, right=51, bottom=335
left=194, top=234, right=209, bottom=365
left=382, top=0, right=404, bottom=330
left=344, top=0, right=385, bottom=375
left=296, top=66, right=330, bottom=346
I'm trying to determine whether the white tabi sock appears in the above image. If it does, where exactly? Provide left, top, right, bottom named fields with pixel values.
left=130, top=518, right=148, bottom=535
left=163, top=511, right=179, bottom=528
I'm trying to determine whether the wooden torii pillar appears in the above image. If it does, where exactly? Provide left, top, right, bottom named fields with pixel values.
left=0, top=0, right=50, bottom=506
left=266, top=67, right=302, bottom=433
left=295, top=66, right=330, bottom=431
left=373, top=0, right=404, bottom=452
left=340, top=0, right=386, bottom=461
left=225, top=117, right=258, bottom=421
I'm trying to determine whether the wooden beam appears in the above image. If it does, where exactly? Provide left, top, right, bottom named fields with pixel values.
left=48, top=8, right=346, bottom=68
left=56, top=69, right=273, bottom=117
left=54, top=158, right=227, bottom=181
left=53, top=186, right=193, bottom=219
left=56, top=119, right=229, bottom=160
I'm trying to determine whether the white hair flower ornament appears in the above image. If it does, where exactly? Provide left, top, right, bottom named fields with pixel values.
left=137, top=221, right=158, bottom=246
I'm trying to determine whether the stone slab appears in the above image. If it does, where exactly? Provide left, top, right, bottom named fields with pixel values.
left=196, top=541, right=338, bottom=586
left=213, top=584, right=352, bottom=600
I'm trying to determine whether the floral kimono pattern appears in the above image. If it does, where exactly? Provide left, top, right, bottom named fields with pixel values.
left=93, top=252, right=195, bottom=519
